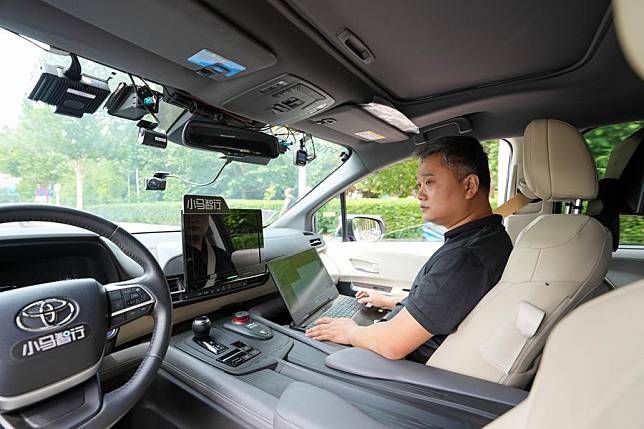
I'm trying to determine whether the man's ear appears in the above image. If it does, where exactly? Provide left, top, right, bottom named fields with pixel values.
left=463, top=174, right=480, bottom=199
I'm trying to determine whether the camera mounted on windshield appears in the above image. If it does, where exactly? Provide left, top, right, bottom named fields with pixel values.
left=137, top=120, right=167, bottom=149
left=144, top=172, right=169, bottom=191
left=294, top=134, right=316, bottom=166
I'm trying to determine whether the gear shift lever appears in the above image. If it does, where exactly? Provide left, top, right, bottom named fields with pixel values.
left=191, top=315, right=229, bottom=355
left=192, top=315, right=212, bottom=339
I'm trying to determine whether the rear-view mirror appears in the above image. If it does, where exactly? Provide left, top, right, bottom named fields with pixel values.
left=182, top=120, right=279, bottom=159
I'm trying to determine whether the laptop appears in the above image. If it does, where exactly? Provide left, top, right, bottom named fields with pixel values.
left=267, top=248, right=383, bottom=331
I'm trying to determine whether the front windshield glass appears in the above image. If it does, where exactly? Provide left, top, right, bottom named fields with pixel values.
left=0, top=29, right=345, bottom=232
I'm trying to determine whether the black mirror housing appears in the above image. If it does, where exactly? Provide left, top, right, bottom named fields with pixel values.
left=346, top=215, right=385, bottom=242
left=182, top=120, right=279, bottom=159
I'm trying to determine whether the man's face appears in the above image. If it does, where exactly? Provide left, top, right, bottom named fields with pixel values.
left=185, top=215, right=209, bottom=243
left=416, top=154, right=468, bottom=227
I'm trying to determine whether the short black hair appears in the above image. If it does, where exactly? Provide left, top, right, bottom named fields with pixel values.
left=417, top=136, right=491, bottom=193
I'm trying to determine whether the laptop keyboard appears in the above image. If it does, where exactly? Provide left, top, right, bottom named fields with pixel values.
left=304, top=296, right=364, bottom=329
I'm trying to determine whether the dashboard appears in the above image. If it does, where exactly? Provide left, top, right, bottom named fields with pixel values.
left=0, top=236, right=120, bottom=291
left=0, top=224, right=327, bottom=347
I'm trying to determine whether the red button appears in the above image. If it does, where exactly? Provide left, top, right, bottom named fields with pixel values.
left=232, top=311, right=250, bottom=324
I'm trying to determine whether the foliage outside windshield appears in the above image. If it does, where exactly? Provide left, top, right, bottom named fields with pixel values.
left=0, top=30, right=345, bottom=232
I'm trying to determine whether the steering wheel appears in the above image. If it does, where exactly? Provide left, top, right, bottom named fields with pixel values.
left=0, top=204, right=172, bottom=428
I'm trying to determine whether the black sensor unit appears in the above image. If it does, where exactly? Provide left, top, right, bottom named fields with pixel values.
left=105, top=83, right=160, bottom=121
left=138, top=128, right=167, bottom=149
left=28, top=63, right=110, bottom=118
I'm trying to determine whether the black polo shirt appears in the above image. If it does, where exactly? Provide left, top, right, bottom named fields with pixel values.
left=384, top=214, right=512, bottom=363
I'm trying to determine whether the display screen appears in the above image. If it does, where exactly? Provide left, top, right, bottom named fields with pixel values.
left=267, top=248, right=337, bottom=324
left=182, top=209, right=264, bottom=290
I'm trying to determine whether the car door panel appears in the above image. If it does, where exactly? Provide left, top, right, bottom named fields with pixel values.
left=322, top=240, right=443, bottom=293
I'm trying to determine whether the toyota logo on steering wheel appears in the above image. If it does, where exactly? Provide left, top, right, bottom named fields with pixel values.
left=16, top=298, right=78, bottom=332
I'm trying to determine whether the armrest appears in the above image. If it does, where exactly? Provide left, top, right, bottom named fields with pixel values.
left=274, top=382, right=390, bottom=429
left=325, top=348, right=527, bottom=407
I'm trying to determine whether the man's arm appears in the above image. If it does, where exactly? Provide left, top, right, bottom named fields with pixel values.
left=305, top=308, right=432, bottom=360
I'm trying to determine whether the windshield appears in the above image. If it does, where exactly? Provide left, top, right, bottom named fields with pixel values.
left=0, top=29, right=345, bottom=232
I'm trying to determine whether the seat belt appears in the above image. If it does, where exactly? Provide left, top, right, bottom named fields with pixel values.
left=493, top=192, right=535, bottom=218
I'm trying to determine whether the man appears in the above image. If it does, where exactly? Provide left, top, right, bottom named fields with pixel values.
left=306, top=136, right=513, bottom=363
left=184, top=214, right=235, bottom=287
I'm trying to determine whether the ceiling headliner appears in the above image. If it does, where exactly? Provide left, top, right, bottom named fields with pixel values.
left=1, top=0, right=643, bottom=159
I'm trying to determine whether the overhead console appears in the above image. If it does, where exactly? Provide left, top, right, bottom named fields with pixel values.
left=222, top=74, right=335, bottom=125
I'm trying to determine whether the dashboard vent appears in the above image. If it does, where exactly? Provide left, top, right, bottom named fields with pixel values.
left=303, top=231, right=324, bottom=248
left=166, top=276, right=184, bottom=296
left=309, top=237, right=323, bottom=248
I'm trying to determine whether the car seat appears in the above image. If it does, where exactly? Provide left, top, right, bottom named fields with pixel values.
left=483, top=278, right=644, bottom=428
left=426, top=119, right=612, bottom=388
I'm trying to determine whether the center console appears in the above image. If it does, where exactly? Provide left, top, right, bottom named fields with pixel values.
left=174, top=313, right=292, bottom=374
left=136, top=307, right=529, bottom=429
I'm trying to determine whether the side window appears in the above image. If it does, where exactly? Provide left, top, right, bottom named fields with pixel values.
left=481, top=139, right=511, bottom=210
left=347, top=157, right=431, bottom=241
left=314, top=196, right=341, bottom=242
left=585, top=121, right=644, bottom=246
left=314, top=140, right=505, bottom=242
left=620, top=215, right=644, bottom=245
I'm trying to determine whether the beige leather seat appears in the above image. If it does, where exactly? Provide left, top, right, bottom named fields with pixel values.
left=427, top=119, right=612, bottom=388
left=484, top=278, right=644, bottom=429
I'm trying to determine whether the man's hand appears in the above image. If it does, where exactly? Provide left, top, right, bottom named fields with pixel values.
left=305, top=317, right=358, bottom=344
left=356, top=290, right=395, bottom=310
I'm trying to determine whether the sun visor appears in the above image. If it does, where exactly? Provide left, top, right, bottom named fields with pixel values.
left=42, top=0, right=276, bottom=80
left=311, top=105, right=407, bottom=143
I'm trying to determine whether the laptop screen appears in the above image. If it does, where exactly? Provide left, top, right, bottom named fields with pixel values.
left=267, top=248, right=338, bottom=325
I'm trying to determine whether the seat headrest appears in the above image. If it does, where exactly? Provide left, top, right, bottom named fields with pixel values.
left=614, top=0, right=644, bottom=81
left=523, top=119, right=598, bottom=201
